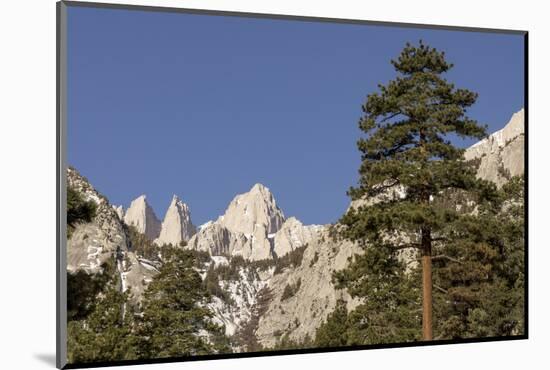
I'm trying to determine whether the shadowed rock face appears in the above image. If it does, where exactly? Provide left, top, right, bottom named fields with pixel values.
left=155, top=195, right=196, bottom=246
left=188, top=222, right=247, bottom=257
left=123, top=195, right=162, bottom=240
left=464, top=108, right=525, bottom=187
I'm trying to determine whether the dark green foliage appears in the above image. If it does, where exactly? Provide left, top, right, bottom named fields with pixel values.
left=126, top=225, right=159, bottom=261
left=68, top=285, right=136, bottom=363
left=134, top=247, right=231, bottom=358
left=326, top=41, right=522, bottom=345
left=67, top=261, right=114, bottom=321
left=234, top=287, right=273, bottom=352
left=211, top=255, right=247, bottom=281
left=432, top=176, right=525, bottom=338
left=497, top=164, right=513, bottom=181
left=203, top=263, right=234, bottom=304
left=67, top=186, right=97, bottom=238
left=202, top=255, right=264, bottom=304
left=67, top=246, right=232, bottom=364
left=191, top=249, right=211, bottom=265
left=270, top=333, right=314, bottom=351
left=332, top=251, right=422, bottom=344
left=67, top=255, right=136, bottom=364
left=281, top=278, right=301, bottom=301
left=325, top=180, right=524, bottom=344
left=314, top=300, right=350, bottom=347
left=126, top=226, right=204, bottom=264
left=249, top=257, right=277, bottom=272
left=347, top=40, right=493, bottom=207
left=273, top=245, right=307, bottom=275
left=309, top=251, right=320, bottom=268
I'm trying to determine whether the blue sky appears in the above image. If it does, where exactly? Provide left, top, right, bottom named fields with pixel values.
left=67, top=6, right=524, bottom=226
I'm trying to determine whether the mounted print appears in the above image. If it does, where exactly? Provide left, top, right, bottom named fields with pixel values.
left=56, top=1, right=528, bottom=368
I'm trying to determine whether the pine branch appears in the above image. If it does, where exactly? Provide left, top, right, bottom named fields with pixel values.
left=433, top=284, right=448, bottom=294
left=392, top=243, right=422, bottom=250
left=378, top=112, right=402, bottom=124
left=430, top=254, right=463, bottom=264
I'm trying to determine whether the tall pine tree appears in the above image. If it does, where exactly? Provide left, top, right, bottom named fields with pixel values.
left=432, top=176, right=525, bottom=338
left=336, top=41, right=497, bottom=340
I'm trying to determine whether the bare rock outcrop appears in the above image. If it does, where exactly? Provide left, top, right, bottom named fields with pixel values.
left=188, top=222, right=248, bottom=256
left=272, top=217, right=318, bottom=257
left=112, top=205, right=124, bottom=220
left=464, top=108, right=524, bottom=187
left=67, top=168, right=128, bottom=275
left=155, top=195, right=196, bottom=246
left=67, top=168, right=155, bottom=302
left=187, top=222, right=273, bottom=261
left=187, top=184, right=288, bottom=261
left=255, top=228, right=362, bottom=348
left=220, top=183, right=285, bottom=236
left=124, top=195, right=162, bottom=240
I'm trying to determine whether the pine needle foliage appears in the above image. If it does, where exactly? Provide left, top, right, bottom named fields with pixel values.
left=324, top=41, right=520, bottom=344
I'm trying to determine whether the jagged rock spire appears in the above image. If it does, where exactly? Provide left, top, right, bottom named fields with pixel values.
left=123, top=195, right=161, bottom=240
left=155, top=195, right=196, bottom=246
left=220, top=183, right=285, bottom=235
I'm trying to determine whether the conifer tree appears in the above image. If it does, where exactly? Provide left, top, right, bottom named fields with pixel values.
left=67, top=262, right=137, bottom=363
left=432, top=176, right=525, bottom=338
left=336, top=41, right=497, bottom=340
left=134, top=247, right=231, bottom=358
left=314, top=300, right=349, bottom=347
left=67, top=186, right=96, bottom=238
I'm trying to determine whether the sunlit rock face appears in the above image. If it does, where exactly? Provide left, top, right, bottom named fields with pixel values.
left=464, top=108, right=524, bottom=187
left=220, top=183, right=285, bottom=236
left=155, top=195, right=196, bottom=246
left=67, top=168, right=155, bottom=303
left=123, top=195, right=161, bottom=240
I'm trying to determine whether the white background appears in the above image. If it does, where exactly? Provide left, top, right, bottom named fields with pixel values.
left=1, top=0, right=548, bottom=369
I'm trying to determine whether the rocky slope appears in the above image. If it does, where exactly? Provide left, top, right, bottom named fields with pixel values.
left=67, top=167, right=126, bottom=275
left=464, top=108, right=524, bottom=187
left=272, top=217, right=318, bottom=257
left=255, top=229, right=362, bottom=347
left=112, top=205, right=124, bottom=220
left=67, top=168, right=156, bottom=302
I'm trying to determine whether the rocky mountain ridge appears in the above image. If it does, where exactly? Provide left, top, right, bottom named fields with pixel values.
left=67, top=168, right=157, bottom=302
left=464, top=108, right=525, bottom=187
left=66, top=108, right=525, bottom=350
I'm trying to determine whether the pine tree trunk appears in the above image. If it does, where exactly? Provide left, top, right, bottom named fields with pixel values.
left=421, top=228, right=433, bottom=340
